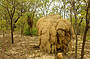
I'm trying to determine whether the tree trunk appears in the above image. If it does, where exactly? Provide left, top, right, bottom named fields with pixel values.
left=81, top=1, right=90, bottom=59
left=70, top=6, right=74, bottom=55
left=75, top=33, right=78, bottom=59
left=5, top=14, right=8, bottom=30
left=63, top=0, right=65, bottom=19
left=28, top=25, right=31, bottom=35
left=71, top=0, right=78, bottom=59
left=3, top=30, right=4, bottom=38
left=21, top=26, right=24, bottom=37
left=78, top=19, right=83, bottom=35
left=81, top=25, right=88, bottom=59
left=11, top=18, right=14, bottom=44
left=72, top=1, right=78, bottom=59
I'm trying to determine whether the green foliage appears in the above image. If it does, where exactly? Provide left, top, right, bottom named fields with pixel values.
left=87, top=37, right=90, bottom=40
left=31, top=27, right=37, bottom=35
left=0, top=20, right=7, bottom=30
left=87, top=30, right=90, bottom=40
left=15, top=16, right=27, bottom=28
left=26, top=12, right=32, bottom=17
left=24, top=24, right=30, bottom=35
left=0, top=20, right=1, bottom=30
left=23, top=23, right=37, bottom=35
left=0, top=0, right=88, bottom=37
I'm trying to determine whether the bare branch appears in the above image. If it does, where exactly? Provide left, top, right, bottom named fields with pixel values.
left=6, top=7, right=12, bottom=19
left=14, top=15, right=22, bottom=23
left=11, top=6, right=15, bottom=18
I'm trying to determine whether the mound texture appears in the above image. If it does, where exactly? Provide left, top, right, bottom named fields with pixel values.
left=36, top=14, right=74, bottom=53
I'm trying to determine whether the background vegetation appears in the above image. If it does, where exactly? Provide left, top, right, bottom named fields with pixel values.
left=0, top=0, right=90, bottom=59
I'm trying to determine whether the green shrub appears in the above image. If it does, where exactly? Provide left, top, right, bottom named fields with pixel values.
left=31, top=27, right=37, bottom=35
left=24, top=24, right=30, bottom=35
left=24, top=24, right=37, bottom=35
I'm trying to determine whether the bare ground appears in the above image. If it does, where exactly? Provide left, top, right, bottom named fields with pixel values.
left=0, top=34, right=55, bottom=59
left=0, top=34, right=90, bottom=59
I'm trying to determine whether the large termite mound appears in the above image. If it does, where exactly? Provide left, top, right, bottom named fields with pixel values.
left=36, top=14, right=74, bottom=53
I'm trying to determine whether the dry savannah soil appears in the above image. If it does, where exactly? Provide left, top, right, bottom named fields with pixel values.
left=0, top=33, right=90, bottom=59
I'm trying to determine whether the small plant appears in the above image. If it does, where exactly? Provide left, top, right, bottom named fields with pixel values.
left=24, top=24, right=31, bottom=35
left=31, top=27, right=37, bottom=35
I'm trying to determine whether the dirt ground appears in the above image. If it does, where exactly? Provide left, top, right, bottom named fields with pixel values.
left=0, top=34, right=56, bottom=59
left=0, top=33, right=90, bottom=59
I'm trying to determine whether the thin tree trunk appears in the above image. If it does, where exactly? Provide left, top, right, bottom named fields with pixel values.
left=78, top=19, right=83, bottom=35
left=11, top=18, right=14, bottom=44
left=21, top=26, right=24, bottom=37
left=81, top=1, right=90, bottom=59
left=63, top=0, right=65, bottom=19
left=70, top=6, right=74, bottom=57
left=74, top=11, right=78, bottom=59
left=70, top=6, right=72, bottom=26
left=71, top=0, right=78, bottom=58
left=72, top=1, right=78, bottom=59
left=3, top=30, right=4, bottom=38
left=5, top=14, right=8, bottom=30
left=70, top=5, right=73, bottom=40
left=75, top=33, right=78, bottom=59
left=28, top=25, right=31, bottom=35
left=0, top=25, right=2, bottom=35
left=21, top=27, right=22, bottom=37
left=81, top=25, right=88, bottom=59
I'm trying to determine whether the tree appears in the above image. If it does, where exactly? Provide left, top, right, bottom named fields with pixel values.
left=0, top=0, right=27, bottom=43
left=0, top=3, right=10, bottom=37
left=24, top=0, right=43, bottom=35
left=37, top=0, right=54, bottom=16
left=81, top=0, right=90, bottom=59
left=0, top=19, right=7, bottom=37
left=0, top=0, right=17, bottom=43
left=62, top=0, right=66, bottom=18
left=70, top=0, right=78, bottom=58
left=15, top=15, right=27, bottom=37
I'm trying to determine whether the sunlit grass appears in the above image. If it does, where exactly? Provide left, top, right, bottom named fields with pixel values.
left=87, top=36, right=90, bottom=40
left=87, top=31, right=90, bottom=40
